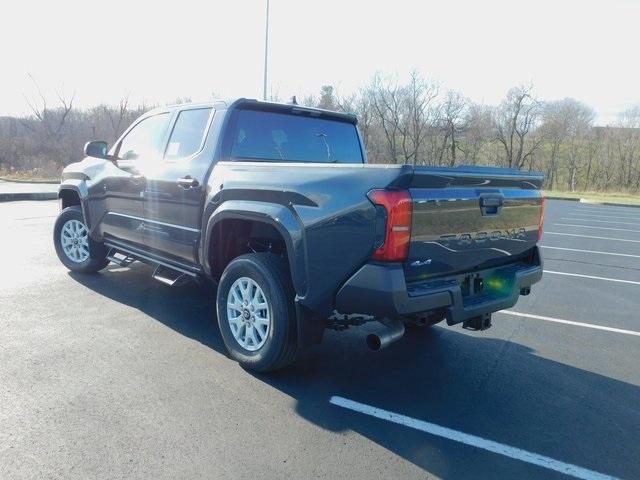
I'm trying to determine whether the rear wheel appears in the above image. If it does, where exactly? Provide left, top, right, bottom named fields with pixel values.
left=216, top=253, right=297, bottom=372
left=53, top=206, right=108, bottom=273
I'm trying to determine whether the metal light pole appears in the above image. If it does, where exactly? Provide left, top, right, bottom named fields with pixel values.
left=262, top=0, right=270, bottom=101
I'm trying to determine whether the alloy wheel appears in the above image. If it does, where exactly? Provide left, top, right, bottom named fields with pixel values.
left=60, top=219, right=90, bottom=263
left=227, top=277, right=271, bottom=351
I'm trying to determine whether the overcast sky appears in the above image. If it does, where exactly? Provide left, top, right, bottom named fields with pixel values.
left=2, top=0, right=639, bottom=124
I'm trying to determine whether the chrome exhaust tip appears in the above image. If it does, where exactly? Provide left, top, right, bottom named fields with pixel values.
left=366, top=317, right=405, bottom=351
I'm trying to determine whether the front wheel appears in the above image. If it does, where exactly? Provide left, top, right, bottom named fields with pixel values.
left=53, top=206, right=109, bottom=273
left=216, top=253, right=298, bottom=372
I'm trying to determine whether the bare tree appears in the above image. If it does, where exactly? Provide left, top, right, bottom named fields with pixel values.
left=317, top=85, right=338, bottom=110
left=582, top=127, right=602, bottom=191
left=24, top=74, right=75, bottom=146
left=402, top=71, right=439, bottom=164
left=334, top=88, right=375, bottom=154
left=458, top=103, right=493, bottom=165
left=437, top=91, right=467, bottom=166
left=614, top=106, right=640, bottom=189
left=565, top=101, right=596, bottom=191
left=106, top=95, right=130, bottom=137
left=368, top=71, right=438, bottom=164
left=540, top=101, right=567, bottom=189
left=493, top=86, right=542, bottom=169
left=368, top=73, right=404, bottom=162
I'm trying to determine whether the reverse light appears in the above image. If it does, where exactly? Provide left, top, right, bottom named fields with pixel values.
left=538, top=196, right=546, bottom=242
left=367, top=189, right=412, bottom=262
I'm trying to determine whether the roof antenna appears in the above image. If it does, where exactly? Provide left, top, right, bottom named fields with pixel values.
left=289, top=95, right=298, bottom=105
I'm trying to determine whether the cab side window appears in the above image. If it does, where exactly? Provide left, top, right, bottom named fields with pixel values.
left=164, top=108, right=212, bottom=160
left=117, top=113, right=171, bottom=161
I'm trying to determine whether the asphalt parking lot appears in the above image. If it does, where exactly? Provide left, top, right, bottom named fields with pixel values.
left=1, top=199, right=638, bottom=479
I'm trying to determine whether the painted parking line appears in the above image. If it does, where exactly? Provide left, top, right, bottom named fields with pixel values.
left=540, top=245, right=640, bottom=259
left=330, top=396, right=618, bottom=480
left=554, top=223, right=640, bottom=234
left=501, top=311, right=640, bottom=337
left=561, top=217, right=640, bottom=226
left=545, top=232, right=640, bottom=244
left=15, top=215, right=57, bottom=220
left=569, top=212, right=640, bottom=220
left=574, top=207, right=640, bottom=215
left=543, top=270, right=640, bottom=286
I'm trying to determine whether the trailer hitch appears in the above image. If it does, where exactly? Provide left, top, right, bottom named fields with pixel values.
left=462, top=313, right=492, bottom=331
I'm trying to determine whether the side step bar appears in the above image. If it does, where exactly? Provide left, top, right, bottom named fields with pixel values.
left=152, top=265, right=190, bottom=287
left=106, top=248, right=136, bottom=267
left=105, top=245, right=198, bottom=287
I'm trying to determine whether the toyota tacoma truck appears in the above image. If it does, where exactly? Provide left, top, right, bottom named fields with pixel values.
left=54, top=98, right=545, bottom=372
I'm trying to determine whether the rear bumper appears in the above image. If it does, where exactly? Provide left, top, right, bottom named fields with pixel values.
left=335, top=247, right=543, bottom=324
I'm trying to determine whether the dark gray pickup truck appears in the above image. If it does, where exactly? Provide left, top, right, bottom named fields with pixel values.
left=54, top=98, right=545, bottom=371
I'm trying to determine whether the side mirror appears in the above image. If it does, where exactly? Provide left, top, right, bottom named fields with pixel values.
left=84, top=140, right=109, bottom=159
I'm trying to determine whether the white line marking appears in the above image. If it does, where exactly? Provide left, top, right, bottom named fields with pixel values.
left=545, top=231, right=640, bottom=243
left=554, top=223, right=640, bottom=234
left=569, top=212, right=640, bottom=220
left=501, top=310, right=640, bottom=337
left=330, top=396, right=618, bottom=480
left=540, top=245, right=640, bottom=258
left=575, top=207, right=640, bottom=214
left=561, top=217, right=640, bottom=226
left=15, top=215, right=57, bottom=220
left=543, top=270, right=640, bottom=285
left=575, top=212, right=640, bottom=219
left=573, top=207, right=640, bottom=213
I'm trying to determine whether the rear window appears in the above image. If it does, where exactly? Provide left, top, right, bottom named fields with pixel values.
left=165, top=108, right=212, bottom=160
left=230, top=109, right=363, bottom=163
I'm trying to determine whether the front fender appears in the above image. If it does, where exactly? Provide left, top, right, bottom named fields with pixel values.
left=58, top=178, right=91, bottom=224
left=202, top=200, right=308, bottom=298
left=58, top=178, right=88, bottom=199
left=59, top=158, right=124, bottom=241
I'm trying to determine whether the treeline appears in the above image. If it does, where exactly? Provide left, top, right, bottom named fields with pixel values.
left=0, top=96, right=148, bottom=177
left=1, top=71, right=640, bottom=192
left=306, top=73, right=640, bottom=192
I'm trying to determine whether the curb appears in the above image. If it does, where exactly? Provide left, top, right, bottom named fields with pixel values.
left=545, top=196, right=579, bottom=202
left=579, top=198, right=640, bottom=209
left=0, top=192, right=58, bottom=202
left=0, top=176, right=59, bottom=184
left=546, top=196, right=640, bottom=208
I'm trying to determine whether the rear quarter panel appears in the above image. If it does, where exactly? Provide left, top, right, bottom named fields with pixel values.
left=205, top=162, right=409, bottom=315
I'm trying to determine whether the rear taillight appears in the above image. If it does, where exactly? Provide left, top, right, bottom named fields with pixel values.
left=538, top=196, right=546, bottom=242
left=367, top=189, right=412, bottom=262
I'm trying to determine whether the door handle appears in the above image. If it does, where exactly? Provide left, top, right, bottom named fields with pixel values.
left=130, top=174, right=146, bottom=186
left=177, top=176, right=199, bottom=189
left=479, top=194, right=504, bottom=216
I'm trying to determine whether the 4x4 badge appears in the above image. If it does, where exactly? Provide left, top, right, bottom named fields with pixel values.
left=411, top=259, right=432, bottom=267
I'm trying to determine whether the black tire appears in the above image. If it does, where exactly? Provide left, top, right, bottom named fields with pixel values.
left=404, top=311, right=445, bottom=331
left=216, top=253, right=298, bottom=372
left=53, top=206, right=109, bottom=273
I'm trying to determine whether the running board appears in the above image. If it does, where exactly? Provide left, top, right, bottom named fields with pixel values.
left=103, top=242, right=200, bottom=286
left=107, top=248, right=136, bottom=267
left=152, top=265, right=190, bottom=287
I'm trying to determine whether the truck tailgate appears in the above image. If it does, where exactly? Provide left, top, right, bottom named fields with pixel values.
left=405, top=166, right=544, bottom=281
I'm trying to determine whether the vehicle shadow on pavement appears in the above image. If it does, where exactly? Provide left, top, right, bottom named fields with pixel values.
left=69, top=264, right=227, bottom=354
left=70, top=265, right=639, bottom=480
left=270, top=330, right=639, bottom=479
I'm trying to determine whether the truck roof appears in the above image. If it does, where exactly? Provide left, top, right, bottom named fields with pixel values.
left=154, top=98, right=358, bottom=124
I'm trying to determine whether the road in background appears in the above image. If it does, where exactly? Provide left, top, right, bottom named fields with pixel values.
left=0, top=179, right=58, bottom=193
left=0, top=179, right=58, bottom=201
left=1, top=200, right=638, bottom=479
